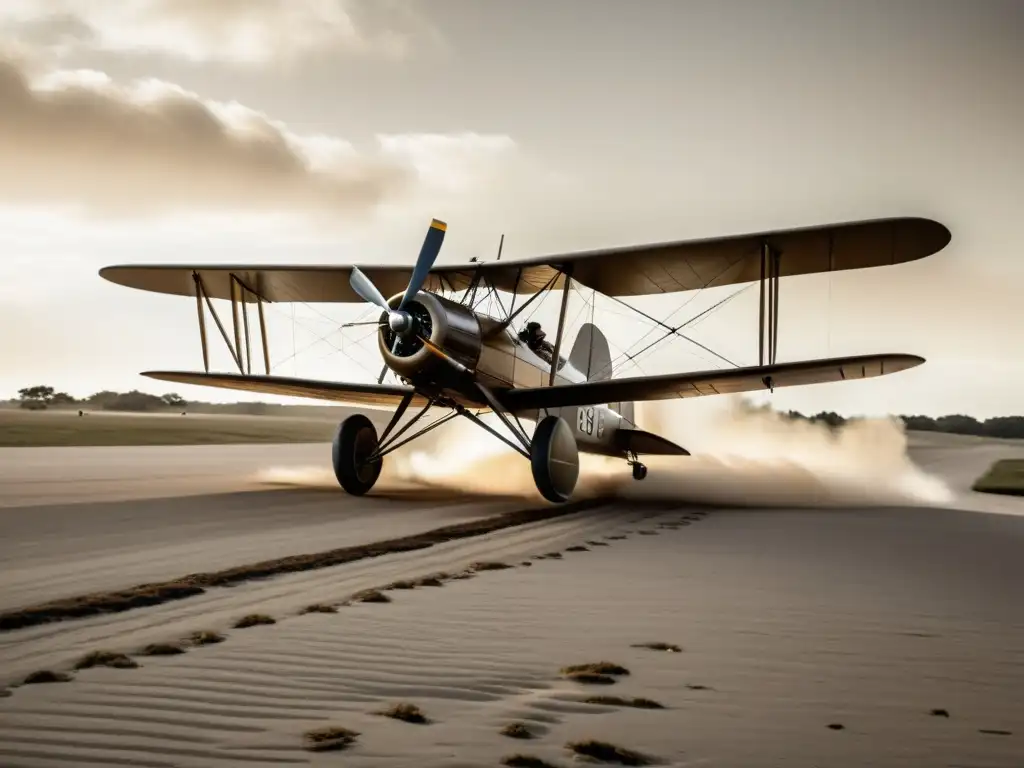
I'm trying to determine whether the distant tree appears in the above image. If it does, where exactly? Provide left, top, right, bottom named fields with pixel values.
left=17, top=385, right=55, bottom=409
left=51, top=392, right=77, bottom=405
left=160, top=393, right=187, bottom=408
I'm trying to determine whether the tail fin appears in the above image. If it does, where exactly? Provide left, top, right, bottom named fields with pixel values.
left=568, top=323, right=635, bottom=427
left=568, top=322, right=612, bottom=382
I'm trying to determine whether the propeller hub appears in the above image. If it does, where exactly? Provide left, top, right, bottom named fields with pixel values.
left=388, top=310, right=413, bottom=336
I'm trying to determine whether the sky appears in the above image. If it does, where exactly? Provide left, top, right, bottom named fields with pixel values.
left=1, top=0, right=1022, bottom=418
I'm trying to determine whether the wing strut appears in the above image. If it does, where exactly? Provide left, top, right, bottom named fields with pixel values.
left=192, top=272, right=272, bottom=375
left=548, top=264, right=574, bottom=386
left=758, top=242, right=782, bottom=368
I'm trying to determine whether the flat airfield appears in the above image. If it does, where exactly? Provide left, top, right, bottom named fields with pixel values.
left=0, top=426, right=1022, bottom=767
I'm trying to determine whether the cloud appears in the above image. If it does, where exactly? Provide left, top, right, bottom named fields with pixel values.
left=0, top=0, right=427, bottom=65
left=0, top=54, right=517, bottom=219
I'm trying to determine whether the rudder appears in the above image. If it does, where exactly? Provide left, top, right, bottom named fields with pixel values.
left=567, top=323, right=635, bottom=427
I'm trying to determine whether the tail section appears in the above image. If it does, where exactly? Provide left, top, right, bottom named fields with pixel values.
left=568, top=323, right=635, bottom=427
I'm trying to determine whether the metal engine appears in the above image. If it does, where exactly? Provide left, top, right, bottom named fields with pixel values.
left=377, top=291, right=483, bottom=382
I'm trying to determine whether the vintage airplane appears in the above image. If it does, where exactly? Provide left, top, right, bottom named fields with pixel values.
left=99, top=215, right=950, bottom=503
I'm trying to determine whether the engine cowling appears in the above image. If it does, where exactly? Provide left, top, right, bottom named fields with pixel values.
left=378, top=291, right=483, bottom=382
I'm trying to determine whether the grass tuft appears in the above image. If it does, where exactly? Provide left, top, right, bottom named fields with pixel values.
left=140, top=642, right=186, bottom=656
left=583, top=695, right=665, bottom=709
left=189, top=630, right=225, bottom=646
left=501, top=722, right=535, bottom=739
left=300, top=604, right=337, bottom=614
left=376, top=702, right=429, bottom=724
left=74, top=650, right=138, bottom=670
left=566, top=739, right=653, bottom=765
left=562, top=662, right=630, bottom=676
left=234, top=613, right=275, bottom=628
left=353, top=589, right=390, bottom=603
left=469, top=560, right=513, bottom=571
left=302, top=725, right=360, bottom=752
left=631, top=641, right=681, bottom=653
left=23, top=669, right=72, bottom=684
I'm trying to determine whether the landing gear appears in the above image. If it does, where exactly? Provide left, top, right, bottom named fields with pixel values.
left=632, top=462, right=648, bottom=481
left=530, top=415, right=580, bottom=504
left=332, top=414, right=383, bottom=496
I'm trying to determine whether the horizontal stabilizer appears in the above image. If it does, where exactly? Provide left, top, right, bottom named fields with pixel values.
left=142, top=371, right=426, bottom=409
left=614, top=428, right=690, bottom=456
left=499, top=353, right=924, bottom=411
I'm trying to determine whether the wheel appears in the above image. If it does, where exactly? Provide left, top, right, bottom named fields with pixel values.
left=632, top=462, right=648, bottom=481
left=530, top=415, right=580, bottom=503
left=332, top=414, right=383, bottom=495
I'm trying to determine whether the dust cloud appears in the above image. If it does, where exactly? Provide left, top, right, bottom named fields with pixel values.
left=257, top=398, right=953, bottom=509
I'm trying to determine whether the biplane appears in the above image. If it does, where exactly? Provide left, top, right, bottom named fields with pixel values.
left=99, top=216, right=950, bottom=503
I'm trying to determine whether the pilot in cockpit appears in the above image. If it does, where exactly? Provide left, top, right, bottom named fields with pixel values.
left=518, top=321, right=556, bottom=364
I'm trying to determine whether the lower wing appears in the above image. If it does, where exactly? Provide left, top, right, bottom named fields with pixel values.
left=498, top=353, right=923, bottom=411
left=142, top=371, right=426, bottom=408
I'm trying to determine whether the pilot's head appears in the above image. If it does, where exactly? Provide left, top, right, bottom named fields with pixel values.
left=527, top=321, right=545, bottom=341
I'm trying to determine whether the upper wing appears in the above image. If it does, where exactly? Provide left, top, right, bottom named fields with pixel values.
left=497, top=353, right=924, bottom=411
left=99, top=216, right=949, bottom=303
left=142, top=371, right=426, bottom=408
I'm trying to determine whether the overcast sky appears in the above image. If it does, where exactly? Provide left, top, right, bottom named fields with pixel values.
left=1, top=0, right=1021, bottom=418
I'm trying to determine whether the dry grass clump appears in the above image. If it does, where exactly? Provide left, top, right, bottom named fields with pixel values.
left=566, top=739, right=653, bottom=765
left=74, top=650, right=138, bottom=670
left=413, top=575, right=445, bottom=587
left=302, top=725, right=360, bottom=752
left=500, top=722, right=535, bottom=739
left=23, top=669, right=72, bottom=684
left=470, top=560, right=513, bottom=571
left=375, top=702, right=429, bottom=724
left=565, top=545, right=589, bottom=552
left=385, top=579, right=417, bottom=590
left=583, top=695, right=665, bottom=709
left=234, top=613, right=276, bottom=628
left=140, top=642, right=186, bottom=656
left=562, top=662, right=630, bottom=676
left=630, top=641, right=681, bottom=653
left=353, top=589, right=391, bottom=603
left=189, top=630, right=225, bottom=646
left=587, top=540, right=610, bottom=547
left=300, top=603, right=337, bottom=614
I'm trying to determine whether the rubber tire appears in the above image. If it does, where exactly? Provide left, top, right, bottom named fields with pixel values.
left=530, top=415, right=580, bottom=504
left=332, top=414, right=383, bottom=496
left=632, top=462, right=648, bottom=481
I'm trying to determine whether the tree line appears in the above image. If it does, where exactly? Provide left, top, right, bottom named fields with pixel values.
left=14, top=386, right=187, bottom=412
left=785, top=410, right=1024, bottom=440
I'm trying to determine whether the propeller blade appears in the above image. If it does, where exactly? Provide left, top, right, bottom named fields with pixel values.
left=399, top=218, right=446, bottom=310
left=349, top=267, right=391, bottom=311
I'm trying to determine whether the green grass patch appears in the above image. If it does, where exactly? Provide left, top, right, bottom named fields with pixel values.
left=971, top=459, right=1024, bottom=496
left=0, top=408, right=339, bottom=447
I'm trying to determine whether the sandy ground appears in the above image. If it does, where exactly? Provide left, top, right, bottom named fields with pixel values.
left=0, top=431, right=1022, bottom=767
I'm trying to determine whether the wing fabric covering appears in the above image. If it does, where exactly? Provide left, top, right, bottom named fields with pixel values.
left=98, top=216, right=950, bottom=302
left=498, top=354, right=924, bottom=411
left=142, top=372, right=426, bottom=408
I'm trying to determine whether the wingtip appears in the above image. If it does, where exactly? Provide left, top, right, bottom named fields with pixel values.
left=430, top=218, right=448, bottom=232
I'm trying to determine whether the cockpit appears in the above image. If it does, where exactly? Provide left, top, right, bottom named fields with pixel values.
left=517, top=321, right=567, bottom=370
